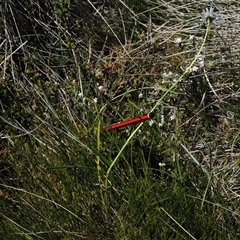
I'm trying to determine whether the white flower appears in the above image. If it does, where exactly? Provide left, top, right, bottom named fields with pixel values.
left=190, top=66, right=199, bottom=72
left=198, top=55, right=205, bottom=68
left=201, top=7, right=215, bottom=23
left=189, top=35, right=194, bottom=41
left=149, top=119, right=154, bottom=127
left=175, top=37, right=182, bottom=44
left=159, top=162, right=166, bottom=167
left=158, top=122, right=164, bottom=127
left=163, top=71, right=173, bottom=78
left=138, top=92, right=143, bottom=98
left=170, top=114, right=175, bottom=121
left=98, top=85, right=105, bottom=93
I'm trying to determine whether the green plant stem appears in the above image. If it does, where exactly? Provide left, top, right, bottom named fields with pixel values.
left=103, top=19, right=211, bottom=206
left=104, top=122, right=143, bottom=188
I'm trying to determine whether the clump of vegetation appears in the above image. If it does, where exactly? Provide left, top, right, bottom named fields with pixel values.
left=1, top=0, right=240, bottom=239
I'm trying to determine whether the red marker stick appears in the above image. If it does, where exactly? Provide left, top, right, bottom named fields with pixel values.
left=103, top=112, right=154, bottom=131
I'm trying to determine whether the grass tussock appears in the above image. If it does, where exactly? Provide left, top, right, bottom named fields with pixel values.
left=1, top=0, right=240, bottom=239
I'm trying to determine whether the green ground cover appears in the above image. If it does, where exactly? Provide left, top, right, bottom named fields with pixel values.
left=1, top=1, right=240, bottom=239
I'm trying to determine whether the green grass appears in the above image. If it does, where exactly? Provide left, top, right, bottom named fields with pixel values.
left=1, top=0, right=240, bottom=239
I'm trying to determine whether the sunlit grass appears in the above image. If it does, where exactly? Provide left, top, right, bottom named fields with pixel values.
left=1, top=1, right=240, bottom=239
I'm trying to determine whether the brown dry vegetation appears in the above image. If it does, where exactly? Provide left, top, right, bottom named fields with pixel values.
left=1, top=1, right=240, bottom=239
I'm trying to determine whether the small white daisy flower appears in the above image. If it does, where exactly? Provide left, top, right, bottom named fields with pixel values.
left=189, top=35, right=194, bottom=41
left=98, top=85, right=105, bottom=92
left=201, top=7, right=215, bottom=24
left=158, top=122, right=164, bottom=127
left=175, top=37, right=182, bottom=44
left=190, top=66, right=199, bottom=72
left=170, top=114, right=175, bottom=121
left=149, top=119, right=154, bottom=127
left=159, top=162, right=166, bottom=167
left=163, top=71, right=173, bottom=78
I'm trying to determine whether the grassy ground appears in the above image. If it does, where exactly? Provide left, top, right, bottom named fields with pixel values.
left=1, top=0, right=240, bottom=239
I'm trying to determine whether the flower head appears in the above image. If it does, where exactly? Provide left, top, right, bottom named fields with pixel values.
left=175, top=37, right=182, bottom=44
left=201, top=7, right=215, bottom=24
